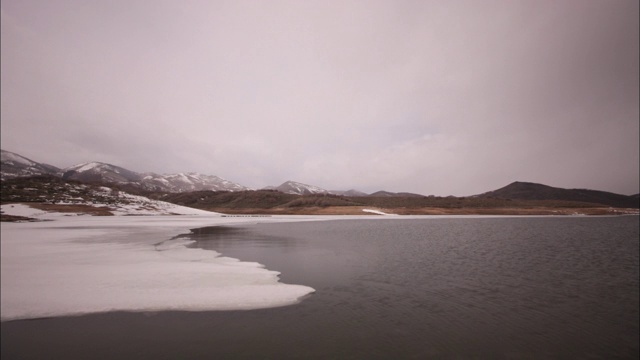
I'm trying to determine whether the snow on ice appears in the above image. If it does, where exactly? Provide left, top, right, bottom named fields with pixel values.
left=0, top=208, right=320, bottom=321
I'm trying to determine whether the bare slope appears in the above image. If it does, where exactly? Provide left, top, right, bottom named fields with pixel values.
left=477, top=181, right=638, bottom=208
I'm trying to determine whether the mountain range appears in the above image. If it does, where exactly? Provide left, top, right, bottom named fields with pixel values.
left=1, top=149, right=638, bottom=208
left=0, top=150, right=61, bottom=179
left=2, top=150, right=252, bottom=194
left=1, top=149, right=370, bottom=196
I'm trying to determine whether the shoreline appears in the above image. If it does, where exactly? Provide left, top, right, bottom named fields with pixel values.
left=198, top=205, right=640, bottom=216
left=2, top=204, right=638, bottom=223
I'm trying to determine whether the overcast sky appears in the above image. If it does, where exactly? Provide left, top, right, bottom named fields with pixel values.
left=2, top=0, right=638, bottom=196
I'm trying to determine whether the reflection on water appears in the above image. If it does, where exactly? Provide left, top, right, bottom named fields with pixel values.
left=182, top=225, right=297, bottom=247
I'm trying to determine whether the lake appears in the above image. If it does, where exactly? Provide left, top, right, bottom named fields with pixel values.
left=2, top=216, right=638, bottom=359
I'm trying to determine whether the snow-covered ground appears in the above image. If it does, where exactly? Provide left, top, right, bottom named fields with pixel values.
left=1, top=182, right=222, bottom=217
left=362, top=208, right=399, bottom=215
left=91, top=187, right=220, bottom=216
left=0, top=206, right=338, bottom=321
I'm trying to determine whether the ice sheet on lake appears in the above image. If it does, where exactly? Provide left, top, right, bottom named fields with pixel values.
left=0, top=213, right=316, bottom=321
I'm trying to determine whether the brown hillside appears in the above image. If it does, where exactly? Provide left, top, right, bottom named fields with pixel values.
left=478, top=181, right=638, bottom=208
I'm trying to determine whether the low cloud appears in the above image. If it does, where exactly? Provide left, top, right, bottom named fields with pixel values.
left=2, top=0, right=638, bottom=195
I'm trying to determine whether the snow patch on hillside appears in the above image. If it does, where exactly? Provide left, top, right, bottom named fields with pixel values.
left=1, top=151, right=35, bottom=166
left=276, top=180, right=328, bottom=195
left=142, top=172, right=250, bottom=192
left=1, top=184, right=220, bottom=217
left=72, top=162, right=104, bottom=173
left=1, top=203, right=53, bottom=219
left=363, top=209, right=398, bottom=216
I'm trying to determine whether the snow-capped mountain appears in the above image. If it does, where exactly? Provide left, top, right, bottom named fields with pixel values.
left=58, top=161, right=249, bottom=193
left=141, top=172, right=250, bottom=192
left=59, top=162, right=143, bottom=183
left=271, top=181, right=329, bottom=195
left=265, top=181, right=369, bottom=196
left=330, top=189, right=369, bottom=197
left=2, top=150, right=251, bottom=193
left=3, top=150, right=354, bottom=195
left=1, top=150, right=60, bottom=179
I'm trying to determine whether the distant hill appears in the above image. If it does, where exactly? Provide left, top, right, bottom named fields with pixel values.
left=477, top=181, right=639, bottom=208
left=330, top=189, right=369, bottom=197
left=160, top=190, right=362, bottom=210
left=1, top=150, right=60, bottom=179
left=368, top=190, right=425, bottom=197
left=269, top=181, right=329, bottom=195
left=160, top=190, right=299, bottom=209
left=140, top=172, right=250, bottom=192
left=267, top=182, right=370, bottom=197
left=59, top=162, right=142, bottom=183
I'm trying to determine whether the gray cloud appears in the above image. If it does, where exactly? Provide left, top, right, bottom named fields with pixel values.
left=2, top=0, right=638, bottom=195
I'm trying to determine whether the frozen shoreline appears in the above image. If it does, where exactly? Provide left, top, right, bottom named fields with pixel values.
left=0, top=205, right=332, bottom=321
